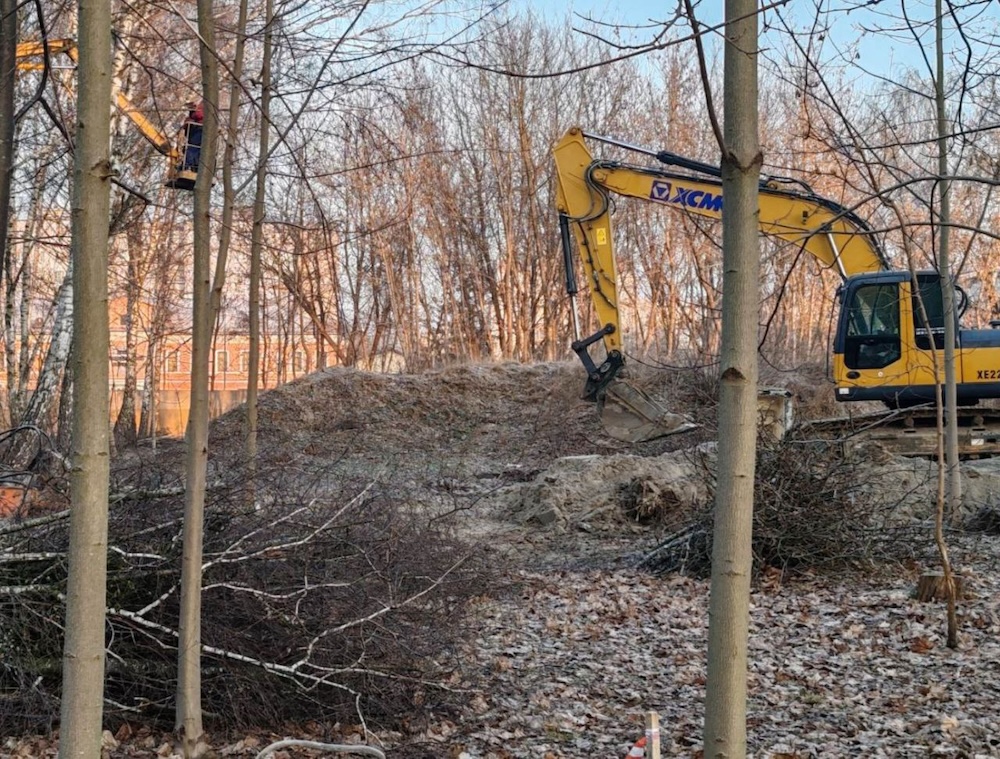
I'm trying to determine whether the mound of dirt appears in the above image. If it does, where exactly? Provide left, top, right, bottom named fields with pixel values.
left=213, top=362, right=618, bottom=472
left=121, top=360, right=1000, bottom=547
left=197, top=360, right=706, bottom=499
left=495, top=448, right=712, bottom=528
left=138, top=361, right=714, bottom=569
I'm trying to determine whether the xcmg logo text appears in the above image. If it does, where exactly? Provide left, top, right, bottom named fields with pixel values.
left=650, top=180, right=724, bottom=212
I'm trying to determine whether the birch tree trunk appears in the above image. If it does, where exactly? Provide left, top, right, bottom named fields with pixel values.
left=703, top=1, right=760, bottom=756
left=246, top=0, right=274, bottom=464
left=18, top=263, right=73, bottom=442
left=57, top=0, right=113, bottom=751
left=176, top=0, right=219, bottom=750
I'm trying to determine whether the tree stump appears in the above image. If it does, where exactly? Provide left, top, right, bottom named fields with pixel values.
left=915, top=572, right=965, bottom=602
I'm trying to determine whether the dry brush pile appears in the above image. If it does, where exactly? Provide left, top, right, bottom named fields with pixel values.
left=639, top=438, right=928, bottom=578
left=0, top=458, right=491, bottom=736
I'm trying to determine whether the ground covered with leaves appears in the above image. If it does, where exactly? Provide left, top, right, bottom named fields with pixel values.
left=3, top=361, right=1000, bottom=758
left=431, top=537, right=1000, bottom=758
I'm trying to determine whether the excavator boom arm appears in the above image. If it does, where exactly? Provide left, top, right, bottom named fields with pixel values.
left=591, top=162, right=887, bottom=274
left=554, top=127, right=889, bottom=350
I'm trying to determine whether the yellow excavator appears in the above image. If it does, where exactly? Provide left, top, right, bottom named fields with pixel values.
left=15, top=38, right=198, bottom=190
left=554, top=127, right=1000, bottom=455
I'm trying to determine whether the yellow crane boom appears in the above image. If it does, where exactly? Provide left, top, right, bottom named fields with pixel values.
left=14, top=38, right=196, bottom=189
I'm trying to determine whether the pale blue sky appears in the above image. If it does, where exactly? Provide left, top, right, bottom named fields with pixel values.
left=511, top=0, right=1000, bottom=81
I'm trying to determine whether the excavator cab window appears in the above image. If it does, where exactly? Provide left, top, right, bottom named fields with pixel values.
left=843, top=283, right=902, bottom=370
left=912, top=274, right=947, bottom=350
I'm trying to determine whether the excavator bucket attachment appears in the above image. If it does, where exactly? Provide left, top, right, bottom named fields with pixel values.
left=598, top=381, right=698, bottom=443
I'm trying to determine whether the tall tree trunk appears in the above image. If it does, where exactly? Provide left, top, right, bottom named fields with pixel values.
left=176, top=0, right=219, bottom=751
left=138, top=338, right=158, bottom=439
left=6, top=178, right=41, bottom=423
left=0, top=0, right=15, bottom=300
left=934, top=0, right=959, bottom=650
left=209, top=0, right=248, bottom=321
left=57, top=0, right=113, bottom=751
left=247, top=0, right=273, bottom=464
left=56, top=342, right=75, bottom=454
left=702, top=1, right=760, bottom=757
left=17, top=263, right=73, bottom=448
left=113, top=227, right=142, bottom=448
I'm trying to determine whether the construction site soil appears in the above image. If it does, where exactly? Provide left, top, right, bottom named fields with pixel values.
left=8, top=361, right=1000, bottom=758
left=133, top=361, right=725, bottom=569
left=207, top=363, right=1000, bottom=757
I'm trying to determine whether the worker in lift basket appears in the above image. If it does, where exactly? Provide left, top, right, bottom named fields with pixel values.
left=180, top=100, right=204, bottom=172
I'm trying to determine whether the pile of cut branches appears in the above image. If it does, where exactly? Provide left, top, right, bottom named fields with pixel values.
left=0, top=460, right=489, bottom=735
left=639, top=438, right=925, bottom=578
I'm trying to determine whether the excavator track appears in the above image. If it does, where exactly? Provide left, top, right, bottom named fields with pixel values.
left=790, top=406, right=1000, bottom=459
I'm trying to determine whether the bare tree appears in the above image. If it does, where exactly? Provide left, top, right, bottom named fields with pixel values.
left=57, top=0, right=113, bottom=752
left=176, top=0, right=220, bottom=751
left=932, top=0, right=959, bottom=649
left=246, top=0, right=274, bottom=463
left=112, top=224, right=143, bottom=448
left=16, top=263, right=72, bottom=441
left=701, top=1, right=759, bottom=757
left=0, top=0, right=15, bottom=299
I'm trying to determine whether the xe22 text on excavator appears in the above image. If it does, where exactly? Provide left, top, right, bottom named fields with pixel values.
left=553, top=127, right=1000, bottom=456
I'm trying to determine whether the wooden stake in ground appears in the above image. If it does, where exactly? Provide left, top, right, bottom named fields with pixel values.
left=645, top=711, right=661, bottom=759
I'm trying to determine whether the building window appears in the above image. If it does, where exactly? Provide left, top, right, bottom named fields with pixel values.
left=238, top=351, right=250, bottom=373
left=112, top=348, right=129, bottom=366
left=293, top=350, right=307, bottom=374
left=164, top=352, right=181, bottom=373
left=215, top=349, right=230, bottom=373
